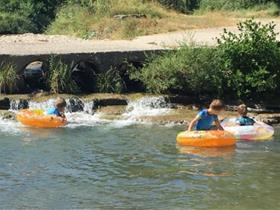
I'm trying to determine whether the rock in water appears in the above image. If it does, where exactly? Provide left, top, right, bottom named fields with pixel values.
left=2, top=111, right=16, bottom=120
left=0, top=98, right=10, bottom=110
left=18, top=99, right=29, bottom=110
left=67, top=97, right=84, bottom=112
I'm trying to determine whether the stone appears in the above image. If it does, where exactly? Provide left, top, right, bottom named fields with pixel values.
left=67, top=97, right=84, bottom=112
left=255, top=113, right=280, bottom=125
left=18, top=99, right=29, bottom=110
left=1, top=111, right=16, bottom=120
left=0, top=98, right=10, bottom=110
left=92, top=98, right=128, bottom=110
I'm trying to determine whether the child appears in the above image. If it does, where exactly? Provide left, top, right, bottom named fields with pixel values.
left=236, top=104, right=255, bottom=126
left=188, top=99, right=224, bottom=131
left=47, top=97, right=66, bottom=119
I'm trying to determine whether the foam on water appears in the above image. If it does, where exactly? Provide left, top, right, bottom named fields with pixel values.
left=0, top=96, right=172, bottom=132
left=110, top=96, right=171, bottom=127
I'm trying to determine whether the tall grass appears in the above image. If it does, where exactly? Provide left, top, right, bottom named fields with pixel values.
left=47, top=0, right=169, bottom=39
left=48, top=57, right=80, bottom=94
left=96, top=68, right=125, bottom=93
left=0, top=63, right=19, bottom=94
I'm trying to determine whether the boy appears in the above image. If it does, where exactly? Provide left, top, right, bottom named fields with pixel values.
left=236, top=104, right=255, bottom=126
left=47, top=97, right=67, bottom=119
left=188, top=99, right=224, bottom=131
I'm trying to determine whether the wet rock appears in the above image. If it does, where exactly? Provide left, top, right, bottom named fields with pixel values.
left=164, top=96, right=195, bottom=106
left=18, top=99, right=29, bottom=110
left=1, top=111, right=16, bottom=120
left=10, top=99, right=29, bottom=110
left=67, top=97, right=85, bottom=113
left=0, top=98, right=10, bottom=110
left=255, top=114, right=280, bottom=125
left=92, top=98, right=128, bottom=110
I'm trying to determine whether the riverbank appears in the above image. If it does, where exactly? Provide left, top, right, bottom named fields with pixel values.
left=1, top=93, right=280, bottom=125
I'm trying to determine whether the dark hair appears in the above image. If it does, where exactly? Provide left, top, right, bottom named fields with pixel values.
left=209, top=99, right=224, bottom=111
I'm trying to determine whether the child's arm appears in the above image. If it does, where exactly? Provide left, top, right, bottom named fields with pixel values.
left=187, top=115, right=200, bottom=131
left=215, top=119, right=224, bottom=130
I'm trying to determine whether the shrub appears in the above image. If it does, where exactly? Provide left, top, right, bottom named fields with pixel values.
left=0, top=63, right=19, bottom=94
left=96, top=68, right=126, bottom=93
left=130, top=45, right=225, bottom=96
left=199, top=0, right=278, bottom=11
left=0, top=0, right=63, bottom=34
left=158, top=0, right=199, bottom=13
left=48, top=57, right=80, bottom=94
left=217, top=19, right=280, bottom=99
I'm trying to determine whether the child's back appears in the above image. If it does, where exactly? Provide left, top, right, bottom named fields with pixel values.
left=236, top=104, right=255, bottom=126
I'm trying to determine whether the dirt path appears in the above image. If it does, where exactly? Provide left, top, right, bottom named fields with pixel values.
left=1, top=19, right=280, bottom=55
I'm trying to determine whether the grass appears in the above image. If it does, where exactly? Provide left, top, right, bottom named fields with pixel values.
left=0, top=63, right=19, bottom=94
left=96, top=68, right=125, bottom=93
left=47, top=0, right=236, bottom=40
left=48, top=57, right=80, bottom=94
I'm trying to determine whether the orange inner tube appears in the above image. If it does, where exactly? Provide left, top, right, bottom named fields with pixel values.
left=177, top=130, right=236, bottom=147
left=17, top=109, right=67, bottom=128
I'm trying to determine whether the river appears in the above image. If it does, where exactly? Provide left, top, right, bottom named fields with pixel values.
left=0, top=98, right=279, bottom=209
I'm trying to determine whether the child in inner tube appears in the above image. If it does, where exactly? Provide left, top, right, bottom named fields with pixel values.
left=47, top=97, right=66, bottom=119
left=236, top=104, right=255, bottom=126
left=188, top=99, right=224, bottom=131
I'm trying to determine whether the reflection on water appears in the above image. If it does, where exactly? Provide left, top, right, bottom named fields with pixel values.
left=0, top=121, right=279, bottom=209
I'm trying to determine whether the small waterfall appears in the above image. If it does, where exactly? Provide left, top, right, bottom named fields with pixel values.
left=110, top=96, right=171, bottom=127
left=7, top=96, right=172, bottom=128
left=123, top=96, right=170, bottom=118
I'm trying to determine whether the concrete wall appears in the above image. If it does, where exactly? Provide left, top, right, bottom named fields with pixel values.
left=0, top=50, right=164, bottom=73
left=0, top=49, right=165, bottom=92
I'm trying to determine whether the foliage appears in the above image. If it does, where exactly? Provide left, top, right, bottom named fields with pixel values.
left=48, top=57, right=80, bottom=94
left=132, top=19, right=280, bottom=99
left=96, top=68, right=126, bottom=93
left=217, top=19, right=280, bottom=98
left=0, top=0, right=63, bottom=34
left=0, top=63, right=19, bottom=94
left=47, top=0, right=167, bottom=39
left=157, top=0, right=199, bottom=13
left=199, top=0, right=278, bottom=11
left=130, top=45, right=225, bottom=96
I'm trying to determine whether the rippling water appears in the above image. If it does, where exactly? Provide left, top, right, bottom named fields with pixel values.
left=0, top=121, right=279, bottom=209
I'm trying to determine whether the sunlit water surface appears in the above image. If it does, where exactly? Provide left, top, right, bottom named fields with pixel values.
left=0, top=118, right=280, bottom=209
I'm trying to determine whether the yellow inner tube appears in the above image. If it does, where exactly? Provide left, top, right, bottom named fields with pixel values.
left=177, top=130, right=236, bottom=147
left=17, top=109, right=67, bottom=128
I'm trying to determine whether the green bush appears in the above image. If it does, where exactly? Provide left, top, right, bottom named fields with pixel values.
left=199, top=0, right=278, bottom=11
left=0, top=0, right=63, bottom=34
left=217, top=19, right=280, bottom=99
left=0, top=63, right=19, bottom=94
left=48, top=57, right=80, bottom=94
left=130, top=45, right=225, bottom=96
left=132, top=19, right=280, bottom=100
left=157, top=0, right=199, bottom=13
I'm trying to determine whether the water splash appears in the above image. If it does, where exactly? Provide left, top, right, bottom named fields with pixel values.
left=110, top=96, right=171, bottom=127
left=123, top=96, right=170, bottom=118
left=3, top=96, right=172, bottom=130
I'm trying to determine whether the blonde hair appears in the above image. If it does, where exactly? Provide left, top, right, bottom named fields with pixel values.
left=55, top=97, right=66, bottom=109
left=237, top=104, right=248, bottom=116
left=209, top=99, right=224, bottom=111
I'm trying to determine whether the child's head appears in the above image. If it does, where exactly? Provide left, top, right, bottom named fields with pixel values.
left=55, top=97, right=67, bottom=113
left=237, top=104, right=248, bottom=116
left=209, top=99, right=224, bottom=115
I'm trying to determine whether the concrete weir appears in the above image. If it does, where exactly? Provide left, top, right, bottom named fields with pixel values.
left=0, top=35, right=166, bottom=91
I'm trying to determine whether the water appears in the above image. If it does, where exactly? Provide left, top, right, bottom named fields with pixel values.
left=1, top=98, right=280, bottom=209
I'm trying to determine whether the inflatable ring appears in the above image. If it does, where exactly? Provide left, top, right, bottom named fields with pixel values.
left=222, top=118, right=274, bottom=140
left=176, top=130, right=236, bottom=147
left=17, top=109, right=67, bottom=128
